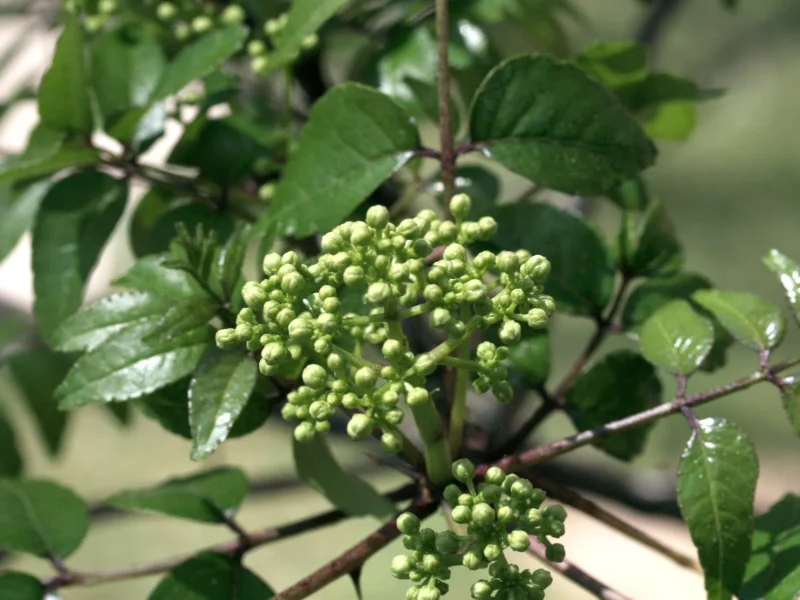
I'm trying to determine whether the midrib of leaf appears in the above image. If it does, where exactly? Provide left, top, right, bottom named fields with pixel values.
left=655, top=317, right=683, bottom=371
left=714, top=299, right=768, bottom=349
left=478, top=134, right=642, bottom=154
left=696, top=427, right=726, bottom=596
left=8, top=485, right=54, bottom=558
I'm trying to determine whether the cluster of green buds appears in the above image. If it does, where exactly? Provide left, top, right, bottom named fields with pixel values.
left=71, top=0, right=119, bottom=32
left=216, top=195, right=553, bottom=448
left=247, top=12, right=318, bottom=75
left=154, top=1, right=247, bottom=41
left=392, top=460, right=566, bottom=600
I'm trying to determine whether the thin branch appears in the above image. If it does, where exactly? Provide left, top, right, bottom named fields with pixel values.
left=273, top=496, right=437, bottom=600
left=435, top=0, right=456, bottom=202
left=533, top=478, right=699, bottom=571
left=482, top=356, right=800, bottom=476
left=46, top=483, right=418, bottom=590
left=528, top=541, right=633, bottom=600
left=636, top=0, right=686, bottom=48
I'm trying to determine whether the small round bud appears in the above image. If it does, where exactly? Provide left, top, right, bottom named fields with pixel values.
left=499, top=320, right=522, bottom=345
left=485, top=466, right=506, bottom=486
left=452, top=458, right=475, bottom=483
left=462, top=550, right=482, bottom=570
left=544, top=505, right=567, bottom=522
left=522, top=508, right=542, bottom=528
left=493, top=381, right=513, bottom=404
left=531, top=569, right=553, bottom=589
left=497, top=506, right=516, bottom=523
left=288, top=318, right=314, bottom=342
left=341, top=393, right=359, bottom=410
left=480, top=484, right=502, bottom=503
left=443, top=243, right=467, bottom=262
left=354, top=367, right=377, bottom=390
left=191, top=15, right=213, bottom=33
left=443, top=484, right=461, bottom=506
left=381, top=430, right=403, bottom=454
left=381, top=339, right=405, bottom=362
left=449, top=193, right=472, bottom=219
left=406, top=387, right=429, bottom=406
left=366, top=205, right=390, bottom=229
left=417, top=587, right=440, bottom=600
left=471, top=580, right=493, bottom=600
left=156, top=2, right=177, bottom=21
left=476, top=342, right=497, bottom=362
left=435, top=530, right=460, bottom=554
left=215, top=328, right=239, bottom=350
left=391, top=554, right=413, bottom=579
left=413, top=354, right=436, bottom=376
left=302, top=364, right=327, bottom=389
left=473, top=251, right=496, bottom=272
left=98, top=0, right=117, bottom=14
left=343, top=265, right=365, bottom=286
left=546, top=543, right=566, bottom=563
left=281, top=272, right=305, bottom=295
left=508, top=529, right=531, bottom=552
left=423, top=284, right=444, bottom=304
left=308, top=400, right=332, bottom=421
left=477, top=216, right=498, bottom=239
left=261, top=342, right=288, bottom=365
left=220, top=4, right=245, bottom=24
left=397, top=512, right=421, bottom=535
left=300, top=32, right=318, bottom=50
left=346, top=413, right=373, bottom=440
left=350, top=223, right=373, bottom=246
left=248, top=39, right=267, bottom=57
left=242, top=282, right=268, bottom=310
left=483, top=543, right=501, bottom=561
left=173, top=22, right=190, bottom=40
left=438, top=221, right=458, bottom=243
left=420, top=553, right=440, bottom=574
left=547, top=520, right=565, bottom=538
left=451, top=505, right=471, bottom=524
left=471, top=503, right=495, bottom=527
left=496, top=251, right=519, bottom=274
left=457, top=494, right=473, bottom=507
left=367, top=282, right=391, bottom=305
left=527, top=308, right=549, bottom=329
left=430, top=308, right=452, bottom=329
left=293, top=421, right=315, bottom=443
left=406, top=586, right=420, bottom=600
left=262, top=252, right=281, bottom=275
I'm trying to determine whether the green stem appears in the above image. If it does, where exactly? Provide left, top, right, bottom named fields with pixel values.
left=435, top=0, right=456, bottom=203
left=448, top=305, right=472, bottom=453
left=438, top=357, right=484, bottom=372
left=331, top=344, right=384, bottom=371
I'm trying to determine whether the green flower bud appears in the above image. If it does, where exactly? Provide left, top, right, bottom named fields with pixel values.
left=435, top=530, right=460, bottom=554
left=473, top=251, right=495, bottom=272
left=408, top=570, right=424, bottom=583
left=510, top=478, right=533, bottom=499
left=417, top=587, right=440, bottom=600
left=341, top=393, right=360, bottom=409
left=430, top=308, right=452, bottom=329
left=262, top=253, right=281, bottom=275
left=477, top=216, right=498, bottom=239
left=343, top=265, right=365, bottom=286
left=473, top=377, right=490, bottom=394
left=294, top=421, right=315, bottom=443
left=497, top=505, right=516, bottom=523
left=508, top=530, right=531, bottom=552
left=191, top=15, right=213, bottom=33
left=397, top=512, right=421, bottom=535
left=156, top=2, right=177, bottom=21
left=354, top=367, right=377, bottom=390
left=547, top=520, right=565, bottom=538
left=460, top=222, right=481, bottom=243
left=485, top=466, right=506, bottom=485
left=215, top=328, right=239, bottom=350
left=471, top=580, right=493, bottom=600
left=381, top=339, right=404, bottom=362
left=365, top=205, right=390, bottom=229
left=546, top=543, right=565, bottom=563
left=531, top=569, right=553, bottom=589
left=248, top=39, right=267, bottom=57
left=527, top=308, right=549, bottom=329
left=496, top=251, right=519, bottom=273
left=280, top=272, right=304, bottom=295
left=308, top=400, right=332, bottom=421
left=471, top=503, right=495, bottom=527
left=452, top=505, right=471, bottom=524
left=346, top=413, right=373, bottom=440
left=462, top=550, right=483, bottom=570
left=302, top=364, right=327, bottom=389
left=480, top=483, right=502, bottom=503
left=288, top=318, right=314, bottom=342
left=391, top=555, right=413, bottom=580
left=397, top=218, right=421, bottom=239
left=313, top=337, right=332, bottom=356
left=259, top=359, right=275, bottom=376
left=327, top=353, right=345, bottom=372
left=406, top=387, right=429, bottom=406
left=493, top=381, right=513, bottom=404
left=452, top=458, right=475, bottom=483
left=449, top=193, right=472, bottom=219
left=381, top=430, right=403, bottom=454
left=438, top=221, right=458, bottom=243
left=406, top=586, right=420, bottom=600
left=412, top=239, right=433, bottom=258
left=420, top=553, right=440, bottom=575
left=544, top=505, right=567, bottom=522
left=476, top=342, right=497, bottom=362
left=261, top=342, right=287, bottom=364
left=413, top=354, right=436, bottom=376
left=499, top=320, right=522, bottom=345
left=315, top=313, right=337, bottom=335
left=522, top=508, right=542, bottom=528
left=221, top=4, right=245, bottom=24
left=483, top=543, right=501, bottom=561
left=423, top=284, right=444, bottom=304
left=350, top=223, right=373, bottom=246
left=464, top=279, right=486, bottom=303
left=281, top=403, right=297, bottom=420
left=174, top=22, right=190, bottom=40
left=98, top=0, right=117, bottom=13
left=443, top=484, right=461, bottom=506
left=300, top=32, right=318, bottom=50
left=242, top=282, right=268, bottom=310
left=366, top=282, right=391, bottom=305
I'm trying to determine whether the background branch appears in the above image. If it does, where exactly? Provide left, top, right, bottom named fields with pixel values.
left=637, top=0, right=687, bottom=48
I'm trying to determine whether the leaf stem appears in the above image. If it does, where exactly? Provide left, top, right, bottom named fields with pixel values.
left=435, top=0, right=456, bottom=203
left=448, top=305, right=472, bottom=453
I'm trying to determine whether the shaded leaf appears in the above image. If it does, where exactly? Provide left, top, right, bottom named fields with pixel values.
left=151, top=26, right=248, bottom=102
left=678, top=419, right=758, bottom=600
left=0, top=479, right=89, bottom=558
left=0, top=571, right=46, bottom=600
left=216, top=224, right=249, bottom=302
left=114, top=254, right=208, bottom=299
left=107, top=468, right=248, bottom=523
left=0, top=180, right=52, bottom=262
left=607, top=177, right=649, bottom=211
left=639, top=299, right=714, bottom=376
left=455, top=165, right=500, bottom=215
left=129, top=186, right=176, bottom=257
left=577, top=41, right=648, bottom=87
left=780, top=377, right=800, bottom=442
left=145, top=203, right=235, bottom=256
left=615, top=73, right=721, bottom=114
left=0, top=147, right=100, bottom=185
left=0, top=407, right=22, bottom=477
left=294, top=435, right=395, bottom=520
left=763, top=249, right=800, bottom=326
left=253, top=84, right=419, bottom=239
left=7, top=347, right=72, bottom=456
left=693, top=290, right=786, bottom=352
left=507, top=329, right=550, bottom=388
left=619, top=200, right=682, bottom=277
left=149, top=552, right=274, bottom=599
left=469, top=55, right=656, bottom=195
left=567, top=350, right=661, bottom=460
left=32, top=171, right=127, bottom=341
left=488, top=203, right=614, bottom=316
left=91, top=26, right=166, bottom=124
left=55, top=302, right=216, bottom=408
left=623, top=272, right=712, bottom=331
left=739, top=494, right=800, bottom=599
left=189, top=350, right=258, bottom=460
left=38, top=14, right=92, bottom=133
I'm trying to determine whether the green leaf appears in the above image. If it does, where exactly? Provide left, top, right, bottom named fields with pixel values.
left=149, top=552, right=274, bottom=599
left=639, top=299, right=714, bottom=376
left=52, top=291, right=176, bottom=353
left=150, top=25, right=248, bottom=102
left=507, top=329, right=550, bottom=387
left=780, top=377, right=800, bottom=442
left=739, top=494, right=800, bottom=599
left=623, top=272, right=712, bottom=331
left=0, top=316, right=27, bottom=359
left=607, top=178, right=649, bottom=211
left=294, top=435, right=395, bottom=520
left=0, top=147, right=100, bottom=185
left=567, top=350, right=661, bottom=460
left=615, top=73, right=721, bottom=114
left=260, top=0, right=349, bottom=75
left=216, top=224, right=249, bottom=302
left=644, top=101, right=697, bottom=141
left=692, top=290, right=786, bottom=352
left=469, top=55, right=656, bottom=196
left=455, top=166, right=500, bottom=215
left=32, top=171, right=127, bottom=341
left=763, top=249, right=800, bottom=326
left=38, top=14, right=92, bottom=133
left=577, top=41, right=648, bottom=87
left=189, top=350, right=258, bottom=460
left=55, top=303, right=216, bottom=409
left=254, top=84, right=420, bottom=239
left=619, top=200, right=682, bottom=277
left=0, top=571, right=46, bottom=600
left=106, top=468, right=248, bottom=523
left=114, top=254, right=208, bottom=299
left=7, top=347, right=72, bottom=456
left=678, top=418, right=758, bottom=600
left=488, top=203, right=614, bottom=316
left=91, top=26, right=166, bottom=124
left=0, top=408, right=22, bottom=477
left=0, top=479, right=89, bottom=558
left=0, top=180, right=51, bottom=262
left=145, top=203, right=235, bottom=256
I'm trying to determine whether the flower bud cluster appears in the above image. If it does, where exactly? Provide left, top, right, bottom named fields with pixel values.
left=216, top=195, right=553, bottom=446
left=80, top=0, right=119, bottom=32
left=149, top=2, right=247, bottom=40
left=392, top=460, right=567, bottom=600
left=247, top=12, right=318, bottom=75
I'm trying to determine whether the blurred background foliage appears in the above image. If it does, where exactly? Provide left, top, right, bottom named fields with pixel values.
left=1, top=0, right=799, bottom=598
